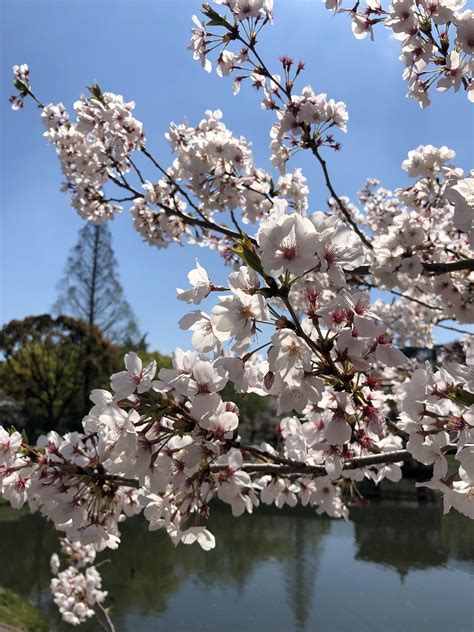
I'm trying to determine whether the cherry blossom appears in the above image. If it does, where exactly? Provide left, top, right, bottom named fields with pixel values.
left=321, top=0, right=474, bottom=106
left=0, top=427, right=22, bottom=466
left=110, top=352, right=156, bottom=399
left=177, top=259, right=212, bottom=304
left=5, top=4, right=474, bottom=628
left=258, top=213, right=318, bottom=278
left=446, top=175, right=474, bottom=247
left=50, top=539, right=108, bottom=626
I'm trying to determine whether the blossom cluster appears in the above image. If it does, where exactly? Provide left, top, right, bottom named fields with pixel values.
left=362, top=145, right=473, bottom=329
left=9, top=64, right=473, bottom=350
left=9, top=64, right=30, bottom=110
left=323, top=0, right=474, bottom=106
left=1, top=250, right=471, bottom=557
left=50, top=538, right=108, bottom=626
left=4, top=1, right=474, bottom=627
left=400, top=347, right=474, bottom=517
left=190, top=2, right=349, bottom=171
left=164, top=109, right=264, bottom=221
left=1, top=258, right=473, bottom=625
left=447, top=173, right=474, bottom=249
left=40, top=82, right=145, bottom=222
left=269, top=86, right=348, bottom=172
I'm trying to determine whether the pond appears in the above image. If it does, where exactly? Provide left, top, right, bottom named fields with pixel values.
left=0, top=501, right=473, bottom=632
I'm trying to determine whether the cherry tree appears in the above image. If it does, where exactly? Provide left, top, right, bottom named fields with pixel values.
left=3, top=0, right=474, bottom=627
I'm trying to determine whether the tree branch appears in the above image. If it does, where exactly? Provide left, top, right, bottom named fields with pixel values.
left=423, top=259, right=474, bottom=273
left=309, top=144, right=374, bottom=251
left=350, top=258, right=474, bottom=276
left=435, top=322, right=473, bottom=335
left=105, top=448, right=459, bottom=488
left=363, top=283, right=442, bottom=311
left=108, top=169, right=246, bottom=243
left=96, top=603, right=116, bottom=632
left=141, top=146, right=258, bottom=243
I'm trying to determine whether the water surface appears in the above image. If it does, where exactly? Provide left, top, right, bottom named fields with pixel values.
left=0, top=502, right=473, bottom=631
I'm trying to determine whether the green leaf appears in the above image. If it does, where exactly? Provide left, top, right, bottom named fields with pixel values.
left=231, top=236, right=266, bottom=277
left=201, top=3, right=230, bottom=28
left=86, top=81, right=104, bottom=102
left=450, top=386, right=474, bottom=407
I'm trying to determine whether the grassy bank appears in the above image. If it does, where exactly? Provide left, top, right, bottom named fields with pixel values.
left=0, top=587, right=48, bottom=632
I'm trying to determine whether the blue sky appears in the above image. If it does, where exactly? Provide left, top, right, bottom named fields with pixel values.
left=1, top=0, right=472, bottom=354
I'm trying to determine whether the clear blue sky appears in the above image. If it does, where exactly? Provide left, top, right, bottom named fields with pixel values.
left=1, top=0, right=472, bottom=354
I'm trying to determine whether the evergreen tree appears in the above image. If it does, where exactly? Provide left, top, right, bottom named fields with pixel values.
left=54, top=223, right=141, bottom=346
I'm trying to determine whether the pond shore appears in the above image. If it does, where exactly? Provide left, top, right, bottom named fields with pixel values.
left=0, top=587, right=48, bottom=632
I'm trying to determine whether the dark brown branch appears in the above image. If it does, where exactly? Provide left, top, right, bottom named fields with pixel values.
left=226, top=439, right=297, bottom=467
left=350, top=258, right=474, bottom=276
left=107, top=448, right=458, bottom=486
left=214, top=445, right=457, bottom=476
left=108, top=174, right=141, bottom=198
left=128, top=156, right=146, bottom=185
left=424, top=259, right=474, bottom=273
left=385, top=419, right=410, bottom=442
left=159, top=200, right=243, bottom=241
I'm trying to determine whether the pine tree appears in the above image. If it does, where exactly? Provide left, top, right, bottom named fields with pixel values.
left=54, top=223, right=141, bottom=346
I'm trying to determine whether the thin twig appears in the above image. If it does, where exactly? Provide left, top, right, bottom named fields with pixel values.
left=435, top=322, right=473, bottom=335
left=107, top=172, right=245, bottom=242
left=364, top=283, right=442, bottom=311
left=95, top=614, right=109, bottom=632
left=230, top=209, right=244, bottom=235
left=108, top=174, right=141, bottom=198
left=310, top=144, right=374, bottom=251
left=128, top=156, right=146, bottom=185
left=97, top=603, right=116, bottom=632
left=141, top=147, right=202, bottom=213
left=140, top=147, right=257, bottom=242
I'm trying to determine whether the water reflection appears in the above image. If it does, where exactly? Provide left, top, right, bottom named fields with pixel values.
left=0, top=502, right=473, bottom=631
left=352, top=503, right=474, bottom=577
